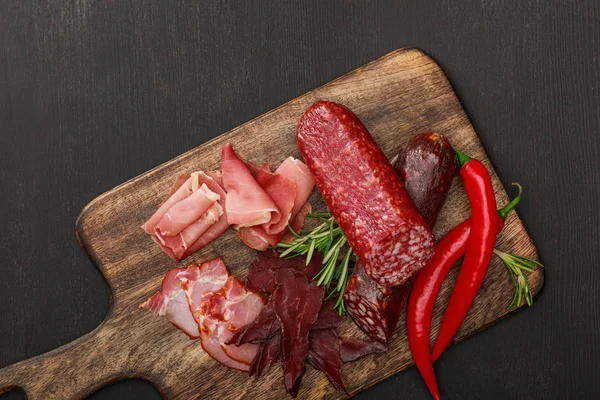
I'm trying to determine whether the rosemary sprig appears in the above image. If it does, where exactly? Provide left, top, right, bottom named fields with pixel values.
left=494, top=249, right=544, bottom=310
left=276, top=211, right=353, bottom=314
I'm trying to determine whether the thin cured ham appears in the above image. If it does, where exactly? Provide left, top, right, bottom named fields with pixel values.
left=140, top=258, right=265, bottom=372
left=221, top=143, right=315, bottom=250
left=221, top=143, right=279, bottom=227
left=154, top=183, right=220, bottom=237
left=236, top=160, right=315, bottom=250
left=255, top=163, right=297, bottom=235
left=274, top=157, right=315, bottom=224
left=158, top=201, right=223, bottom=257
left=143, top=171, right=230, bottom=261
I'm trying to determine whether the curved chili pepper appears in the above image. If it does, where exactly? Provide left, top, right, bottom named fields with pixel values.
left=407, top=185, right=521, bottom=400
left=430, top=150, right=497, bottom=361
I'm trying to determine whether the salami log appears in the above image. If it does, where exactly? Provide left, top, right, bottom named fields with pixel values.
left=344, top=132, right=457, bottom=342
left=297, top=101, right=436, bottom=286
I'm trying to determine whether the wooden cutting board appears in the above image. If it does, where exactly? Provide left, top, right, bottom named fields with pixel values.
left=0, top=47, right=543, bottom=400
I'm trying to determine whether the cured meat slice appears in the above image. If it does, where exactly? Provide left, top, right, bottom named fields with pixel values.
left=209, top=276, right=265, bottom=330
left=177, top=258, right=229, bottom=311
left=274, top=157, right=315, bottom=222
left=237, top=158, right=314, bottom=251
left=200, top=317, right=250, bottom=372
left=140, top=268, right=199, bottom=339
left=338, top=336, right=387, bottom=363
left=236, top=224, right=278, bottom=252
left=145, top=172, right=231, bottom=261
left=274, top=269, right=325, bottom=397
left=280, top=201, right=312, bottom=244
left=158, top=201, right=223, bottom=259
left=221, top=143, right=279, bottom=227
left=255, top=163, right=297, bottom=235
left=311, top=302, right=343, bottom=330
left=142, top=176, right=194, bottom=235
left=307, top=328, right=348, bottom=395
left=246, top=249, right=323, bottom=294
left=191, top=276, right=264, bottom=366
left=141, top=258, right=266, bottom=373
left=226, top=300, right=280, bottom=345
left=249, top=333, right=280, bottom=378
left=297, top=101, right=435, bottom=286
left=154, top=183, right=220, bottom=237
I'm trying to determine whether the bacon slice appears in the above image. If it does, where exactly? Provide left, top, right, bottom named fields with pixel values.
left=177, top=258, right=229, bottom=311
left=221, top=143, right=278, bottom=227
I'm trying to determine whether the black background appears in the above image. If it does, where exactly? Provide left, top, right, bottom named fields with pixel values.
left=1, top=1, right=599, bottom=399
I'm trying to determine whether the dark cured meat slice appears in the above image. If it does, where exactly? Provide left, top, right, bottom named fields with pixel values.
left=274, top=269, right=325, bottom=397
left=249, top=333, right=280, bottom=378
left=344, top=132, right=457, bottom=343
left=339, top=336, right=388, bottom=363
left=307, top=328, right=348, bottom=395
left=226, top=300, right=280, bottom=346
left=297, top=101, right=435, bottom=286
left=311, top=302, right=342, bottom=330
left=246, top=249, right=323, bottom=294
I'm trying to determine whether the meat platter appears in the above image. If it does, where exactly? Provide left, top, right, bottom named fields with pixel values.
left=0, top=47, right=543, bottom=400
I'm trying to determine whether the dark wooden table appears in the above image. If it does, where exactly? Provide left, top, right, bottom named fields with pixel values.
left=1, top=1, right=598, bottom=399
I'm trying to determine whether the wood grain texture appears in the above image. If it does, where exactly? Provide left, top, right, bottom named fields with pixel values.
left=0, top=48, right=543, bottom=400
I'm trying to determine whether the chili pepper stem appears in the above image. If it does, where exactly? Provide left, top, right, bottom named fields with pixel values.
left=454, top=148, right=471, bottom=167
left=498, top=183, right=523, bottom=220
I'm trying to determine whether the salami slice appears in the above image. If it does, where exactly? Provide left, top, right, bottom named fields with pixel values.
left=297, top=101, right=435, bottom=286
left=344, top=132, right=457, bottom=342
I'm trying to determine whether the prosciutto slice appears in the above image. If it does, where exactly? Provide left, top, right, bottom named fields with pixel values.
left=221, top=143, right=279, bottom=227
left=142, top=176, right=195, bottom=235
left=275, top=157, right=315, bottom=223
left=144, top=172, right=231, bottom=261
left=237, top=158, right=315, bottom=251
left=255, top=163, right=297, bottom=235
left=154, top=183, right=220, bottom=237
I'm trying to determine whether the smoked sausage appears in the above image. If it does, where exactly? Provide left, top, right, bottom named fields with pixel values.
left=344, top=132, right=456, bottom=342
left=297, top=101, right=436, bottom=287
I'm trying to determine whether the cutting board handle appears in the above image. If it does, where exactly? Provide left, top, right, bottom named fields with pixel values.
left=0, top=319, right=129, bottom=399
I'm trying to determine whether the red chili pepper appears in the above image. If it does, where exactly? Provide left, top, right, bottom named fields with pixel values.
left=407, top=185, right=521, bottom=400
left=430, top=149, right=497, bottom=361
